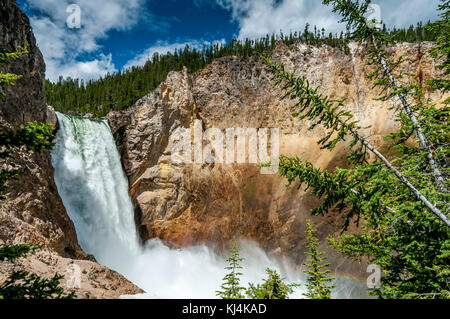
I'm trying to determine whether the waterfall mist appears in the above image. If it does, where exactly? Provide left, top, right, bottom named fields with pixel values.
left=51, top=113, right=366, bottom=299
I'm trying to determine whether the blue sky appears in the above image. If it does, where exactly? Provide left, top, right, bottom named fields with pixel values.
left=16, top=0, right=442, bottom=82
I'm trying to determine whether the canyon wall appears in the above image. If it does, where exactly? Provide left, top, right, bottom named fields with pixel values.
left=0, top=0, right=82, bottom=258
left=1, top=0, right=444, bottom=292
left=0, top=0, right=142, bottom=298
left=108, top=41, right=445, bottom=280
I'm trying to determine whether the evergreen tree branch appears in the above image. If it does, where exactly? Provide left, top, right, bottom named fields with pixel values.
left=322, top=0, right=448, bottom=193
left=343, top=113, right=450, bottom=225
left=372, top=41, right=448, bottom=193
left=264, top=57, right=450, bottom=226
left=303, top=220, right=335, bottom=299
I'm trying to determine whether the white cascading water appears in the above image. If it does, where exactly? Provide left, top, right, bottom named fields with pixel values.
left=51, top=112, right=367, bottom=299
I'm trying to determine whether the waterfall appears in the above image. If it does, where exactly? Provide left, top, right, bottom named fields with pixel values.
left=51, top=113, right=140, bottom=265
left=51, top=112, right=367, bottom=299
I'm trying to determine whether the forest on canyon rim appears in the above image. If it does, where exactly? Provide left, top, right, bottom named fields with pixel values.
left=0, top=0, right=449, bottom=300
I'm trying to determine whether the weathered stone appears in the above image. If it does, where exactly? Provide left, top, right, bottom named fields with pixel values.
left=0, top=246, right=144, bottom=299
left=0, top=0, right=143, bottom=297
left=108, top=41, right=446, bottom=281
left=0, top=0, right=82, bottom=259
left=0, top=0, right=46, bottom=126
left=46, top=105, right=58, bottom=131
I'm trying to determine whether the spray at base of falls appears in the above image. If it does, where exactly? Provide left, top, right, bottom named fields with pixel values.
left=51, top=113, right=366, bottom=299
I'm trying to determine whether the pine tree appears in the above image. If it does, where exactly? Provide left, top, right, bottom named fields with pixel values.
left=216, top=238, right=246, bottom=299
left=323, top=0, right=448, bottom=194
left=246, top=268, right=299, bottom=299
left=302, top=221, right=335, bottom=299
left=263, top=0, right=450, bottom=298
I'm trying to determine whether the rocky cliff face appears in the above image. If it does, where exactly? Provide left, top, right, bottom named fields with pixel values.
left=0, top=0, right=142, bottom=298
left=0, top=246, right=143, bottom=298
left=108, top=41, right=445, bottom=280
left=0, top=0, right=47, bottom=126
left=0, top=0, right=82, bottom=258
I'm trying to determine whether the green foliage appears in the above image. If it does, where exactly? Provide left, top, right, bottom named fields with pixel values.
left=323, top=0, right=387, bottom=42
left=277, top=156, right=369, bottom=229
left=0, top=46, right=28, bottom=65
left=0, top=45, right=27, bottom=99
left=265, top=0, right=450, bottom=299
left=0, top=244, right=74, bottom=299
left=0, top=122, right=54, bottom=157
left=427, top=1, right=450, bottom=96
left=0, top=244, right=40, bottom=262
left=303, top=221, right=335, bottom=299
left=0, top=122, right=54, bottom=199
left=216, top=238, right=246, bottom=299
left=0, top=271, right=74, bottom=299
left=44, top=23, right=435, bottom=118
left=246, top=268, right=299, bottom=299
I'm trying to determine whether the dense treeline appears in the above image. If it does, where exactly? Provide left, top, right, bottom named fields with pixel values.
left=45, top=22, right=438, bottom=118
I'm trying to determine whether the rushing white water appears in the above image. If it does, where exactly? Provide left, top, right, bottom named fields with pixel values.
left=51, top=113, right=140, bottom=266
left=51, top=112, right=367, bottom=299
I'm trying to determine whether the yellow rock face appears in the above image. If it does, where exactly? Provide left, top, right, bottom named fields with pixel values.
left=107, top=41, right=446, bottom=280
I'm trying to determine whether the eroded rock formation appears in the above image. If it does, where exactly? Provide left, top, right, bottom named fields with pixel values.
left=0, top=0, right=81, bottom=259
left=108, top=41, right=445, bottom=280
left=0, top=0, right=142, bottom=297
left=0, top=247, right=144, bottom=299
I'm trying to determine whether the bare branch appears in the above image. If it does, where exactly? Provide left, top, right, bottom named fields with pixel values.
left=372, top=40, right=448, bottom=193
left=342, top=117, right=450, bottom=226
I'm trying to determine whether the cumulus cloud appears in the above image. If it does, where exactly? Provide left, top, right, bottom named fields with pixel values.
left=215, top=0, right=441, bottom=40
left=375, top=0, right=440, bottom=27
left=23, top=0, right=150, bottom=81
left=216, top=0, right=342, bottom=39
left=47, top=54, right=116, bottom=82
left=124, top=39, right=226, bottom=69
left=25, top=0, right=441, bottom=81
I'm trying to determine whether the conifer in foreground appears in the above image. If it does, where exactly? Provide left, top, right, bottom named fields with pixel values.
left=302, top=221, right=335, bottom=299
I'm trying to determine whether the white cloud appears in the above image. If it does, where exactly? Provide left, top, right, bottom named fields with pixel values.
left=375, top=0, right=440, bottom=27
left=215, top=0, right=441, bottom=40
left=24, top=0, right=149, bottom=81
left=216, top=0, right=342, bottom=39
left=124, top=39, right=226, bottom=69
left=26, top=0, right=441, bottom=81
left=48, top=54, right=116, bottom=82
